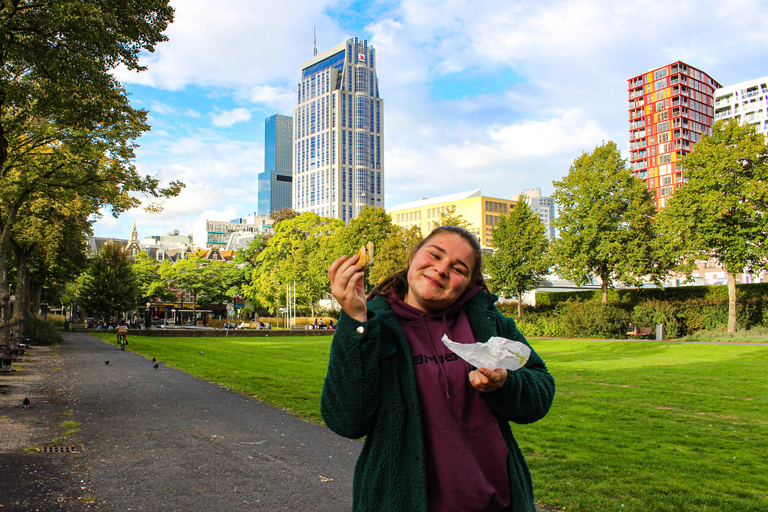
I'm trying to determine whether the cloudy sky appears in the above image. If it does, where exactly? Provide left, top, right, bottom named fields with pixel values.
left=96, top=0, right=768, bottom=244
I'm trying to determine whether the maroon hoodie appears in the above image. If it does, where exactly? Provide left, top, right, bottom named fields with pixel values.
left=389, top=285, right=511, bottom=512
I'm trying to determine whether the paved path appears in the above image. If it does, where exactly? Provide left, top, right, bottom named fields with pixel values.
left=8, top=332, right=362, bottom=511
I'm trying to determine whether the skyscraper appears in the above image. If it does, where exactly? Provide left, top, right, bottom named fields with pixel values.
left=627, top=61, right=720, bottom=209
left=258, top=114, right=293, bottom=216
left=293, top=37, right=384, bottom=221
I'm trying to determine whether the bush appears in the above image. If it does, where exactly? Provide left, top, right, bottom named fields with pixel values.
left=557, top=300, right=629, bottom=338
left=28, top=315, right=63, bottom=346
left=631, top=300, right=683, bottom=339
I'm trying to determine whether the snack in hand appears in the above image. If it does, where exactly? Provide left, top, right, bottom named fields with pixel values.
left=357, top=241, right=375, bottom=267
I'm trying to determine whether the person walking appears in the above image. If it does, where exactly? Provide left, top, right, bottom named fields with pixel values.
left=322, top=226, right=555, bottom=512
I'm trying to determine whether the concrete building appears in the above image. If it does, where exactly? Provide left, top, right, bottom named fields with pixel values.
left=258, top=113, right=293, bottom=216
left=293, top=37, right=384, bottom=221
left=205, top=215, right=273, bottom=249
left=628, top=61, right=721, bottom=209
left=714, top=76, right=768, bottom=139
left=518, top=188, right=556, bottom=240
left=387, top=190, right=517, bottom=250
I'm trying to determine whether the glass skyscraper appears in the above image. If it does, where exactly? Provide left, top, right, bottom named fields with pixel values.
left=258, top=113, right=293, bottom=216
left=293, top=37, right=384, bottom=221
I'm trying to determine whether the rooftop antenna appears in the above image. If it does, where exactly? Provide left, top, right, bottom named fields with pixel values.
left=313, top=27, right=317, bottom=56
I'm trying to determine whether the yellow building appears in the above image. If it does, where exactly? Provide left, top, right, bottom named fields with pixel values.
left=387, top=189, right=517, bottom=249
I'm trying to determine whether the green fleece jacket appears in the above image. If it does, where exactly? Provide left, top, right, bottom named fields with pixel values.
left=321, top=291, right=556, bottom=512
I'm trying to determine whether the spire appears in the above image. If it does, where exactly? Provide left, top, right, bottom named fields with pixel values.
left=313, top=26, right=317, bottom=56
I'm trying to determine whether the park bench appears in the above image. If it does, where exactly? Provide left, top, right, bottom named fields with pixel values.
left=627, top=326, right=653, bottom=337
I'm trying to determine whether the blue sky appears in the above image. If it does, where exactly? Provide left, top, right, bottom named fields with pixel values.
left=98, top=0, right=768, bottom=245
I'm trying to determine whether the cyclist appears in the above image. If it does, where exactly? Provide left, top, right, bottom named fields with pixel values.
left=116, top=320, right=128, bottom=350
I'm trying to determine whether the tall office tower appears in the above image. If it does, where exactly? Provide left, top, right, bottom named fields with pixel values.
left=293, top=37, right=384, bottom=221
left=258, top=114, right=294, bottom=216
left=714, top=76, right=768, bottom=140
left=628, top=61, right=720, bottom=209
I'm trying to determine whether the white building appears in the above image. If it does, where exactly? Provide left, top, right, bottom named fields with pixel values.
left=293, top=37, right=384, bottom=222
left=518, top=188, right=556, bottom=240
left=205, top=215, right=273, bottom=249
left=714, top=76, right=768, bottom=139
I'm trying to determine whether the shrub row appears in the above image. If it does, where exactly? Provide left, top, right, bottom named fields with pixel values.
left=498, top=288, right=768, bottom=339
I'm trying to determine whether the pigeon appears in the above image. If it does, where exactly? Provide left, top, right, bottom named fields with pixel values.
left=153, top=363, right=159, bottom=369
left=152, top=357, right=156, bottom=362
left=199, top=351, right=204, bottom=355
left=22, top=397, right=30, bottom=409
left=105, top=361, right=110, bottom=365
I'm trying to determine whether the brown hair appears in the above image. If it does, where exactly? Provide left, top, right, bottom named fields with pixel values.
left=367, top=225, right=487, bottom=301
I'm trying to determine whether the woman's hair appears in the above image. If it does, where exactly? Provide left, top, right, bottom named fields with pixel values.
left=367, top=225, right=486, bottom=301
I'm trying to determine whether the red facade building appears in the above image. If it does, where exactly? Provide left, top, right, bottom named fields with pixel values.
left=628, top=61, right=721, bottom=209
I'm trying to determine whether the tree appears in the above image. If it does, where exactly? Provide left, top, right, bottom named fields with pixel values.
left=269, top=207, right=300, bottom=225
left=78, top=242, right=139, bottom=322
left=367, top=225, right=423, bottom=285
left=246, top=213, right=343, bottom=317
left=326, top=206, right=396, bottom=288
left=159, top=251, right=225, bottom=322
left=486, top=201, right=550, bottom=318
left=133, top=251, right=176, bottom=303
left=656, top=120, right=768, bottom=333
left=551, top=141, right=662, bottom=304
left=0, top=1, right=182, bottom=350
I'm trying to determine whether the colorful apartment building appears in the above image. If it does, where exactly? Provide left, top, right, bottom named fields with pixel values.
left=628, top=61, right=720, bottom=209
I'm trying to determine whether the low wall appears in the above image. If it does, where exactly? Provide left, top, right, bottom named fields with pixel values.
left=74, top=327, right=334, bottom=338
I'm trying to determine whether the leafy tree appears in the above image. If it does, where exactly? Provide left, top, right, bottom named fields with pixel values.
left=246, top=213, right=343, bottom=317
left=486, top=201, right=550, bottom=318
left=78, top=242, right=139, bottom=321
left=368, top=225, right=423, bottom=285
left=133, top=251, right=176, bottom=303
left=551, top=141, right=662, bottom=304
left=656, top=120, right=768, bottom=333
left=269, top=207, right=300, bottom=225
left=326, top=206, right=396, bottom=288
left=159, top=251, right=226, bottom=321
left=0, top=1, right=182, bottom=349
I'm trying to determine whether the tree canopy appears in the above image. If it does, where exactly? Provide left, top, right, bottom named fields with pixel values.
left=486, top=201, right=550, bottom=317
left=78, top=242, right=139, bottom=321
left=551, top=141, right=662, bottom=304
left=656, top=120, right=768, bottom=332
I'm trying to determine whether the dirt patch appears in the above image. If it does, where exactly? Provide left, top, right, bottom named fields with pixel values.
left=0, top=346, right=63, bottom=451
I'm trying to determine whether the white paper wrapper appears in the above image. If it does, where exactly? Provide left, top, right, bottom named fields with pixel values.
left=441, top=334, right=531, bottom=371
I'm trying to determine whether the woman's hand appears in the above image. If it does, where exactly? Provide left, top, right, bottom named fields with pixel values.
left=469, top=367, right=508, bottom=393
left=328, top=254, right=368, bottom=323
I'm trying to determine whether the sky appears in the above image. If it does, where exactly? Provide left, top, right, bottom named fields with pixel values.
left=95, top=0, right=768, bottom=245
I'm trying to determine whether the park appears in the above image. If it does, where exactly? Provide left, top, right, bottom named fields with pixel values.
left=72, top=330, right=765, bottom=512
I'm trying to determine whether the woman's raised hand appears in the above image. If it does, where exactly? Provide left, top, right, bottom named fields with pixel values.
left=328, top=254, right=368, bottom=323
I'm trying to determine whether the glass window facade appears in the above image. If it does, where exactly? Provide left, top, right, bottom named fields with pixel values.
left=259, top=114, right=293, bottom=216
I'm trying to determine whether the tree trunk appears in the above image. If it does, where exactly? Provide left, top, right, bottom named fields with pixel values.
left=10, top=246, right=31, bottom=341
left=727, top=271, right=737, bottom=334
left=517, top=292, right=523, bottom=319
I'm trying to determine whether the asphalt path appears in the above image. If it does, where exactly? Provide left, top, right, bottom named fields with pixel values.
left=54, top=331, right=361, bottom=511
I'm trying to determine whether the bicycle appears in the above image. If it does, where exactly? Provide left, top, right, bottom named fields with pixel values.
left=117, top=332, right=127, bottom=351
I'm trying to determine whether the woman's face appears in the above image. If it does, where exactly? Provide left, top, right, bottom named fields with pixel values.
left=404, top=232, right=477, bottom=314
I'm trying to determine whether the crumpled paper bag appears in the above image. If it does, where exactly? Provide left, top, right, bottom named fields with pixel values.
left=441, top=334, right=531, bottom=371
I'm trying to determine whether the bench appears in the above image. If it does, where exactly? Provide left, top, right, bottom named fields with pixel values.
left=627, top=327, right=653, bottom=337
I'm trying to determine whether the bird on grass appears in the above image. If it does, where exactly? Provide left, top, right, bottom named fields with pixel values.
left=153, top=363, right=159, bottom=370
left=152, top=357, right=156, bottom=362
left=199, top=351, right=204, bottom=355
left=22, top=397, right=30, bottom=409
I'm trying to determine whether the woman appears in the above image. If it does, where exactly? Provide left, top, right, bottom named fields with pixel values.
left=322, top=226, right=555, bottom=512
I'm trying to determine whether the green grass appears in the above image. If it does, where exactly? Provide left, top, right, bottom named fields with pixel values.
left=90, top=333, right=768, bottom=511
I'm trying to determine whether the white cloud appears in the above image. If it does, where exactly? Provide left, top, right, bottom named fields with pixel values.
left=211, top=107, right=252, bottom=127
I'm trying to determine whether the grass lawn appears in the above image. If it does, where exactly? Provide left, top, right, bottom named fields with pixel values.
left=90, top=333, right=767, bottom=511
